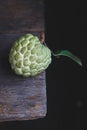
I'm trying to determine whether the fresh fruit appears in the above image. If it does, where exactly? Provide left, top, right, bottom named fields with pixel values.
left=9, top=33, right=82, bottom=77
left=9, top=33, right=51, bottom=77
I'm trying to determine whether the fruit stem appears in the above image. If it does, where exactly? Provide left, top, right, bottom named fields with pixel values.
left=40, top=32, right=46, bottom=44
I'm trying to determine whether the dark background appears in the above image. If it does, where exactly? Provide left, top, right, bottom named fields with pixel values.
left=0, top=0, right=87, bottom=129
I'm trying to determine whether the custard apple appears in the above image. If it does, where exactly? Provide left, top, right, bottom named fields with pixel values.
left=9, top=33, right=52, bottom=77
left=9, top=33, right=82, bottom=77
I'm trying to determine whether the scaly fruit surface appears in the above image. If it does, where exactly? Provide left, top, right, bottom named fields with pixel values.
left=9, top=34, right=52, bottom=77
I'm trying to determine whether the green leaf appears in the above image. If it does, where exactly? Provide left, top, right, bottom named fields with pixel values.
left=53, top=50, right=82, bottom=66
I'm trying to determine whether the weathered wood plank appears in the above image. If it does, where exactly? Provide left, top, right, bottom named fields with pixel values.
left=0, top=0, right=46, bottom=122
left=0, top=0, right=45, bottom=34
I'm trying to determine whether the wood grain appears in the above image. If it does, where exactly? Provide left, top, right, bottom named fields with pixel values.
left=0, top=0, right=46, bottom=122
left=0, top=0, right=45, bottom=34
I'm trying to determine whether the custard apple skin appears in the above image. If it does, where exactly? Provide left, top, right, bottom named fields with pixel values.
left=9, top=34, right=52, bottom=77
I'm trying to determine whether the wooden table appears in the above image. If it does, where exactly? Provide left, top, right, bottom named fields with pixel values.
left=0, top=0, right=46, bottom=122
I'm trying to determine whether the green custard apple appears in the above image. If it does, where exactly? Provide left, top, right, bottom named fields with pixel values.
left=9, top=33, right=82, bottom=77
left=9, top=33, right=51, bottom=77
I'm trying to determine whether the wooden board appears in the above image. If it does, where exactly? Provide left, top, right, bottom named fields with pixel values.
left=0, top=0, right=46, bottom=122
left=0, top=0, right=45, bottom=33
